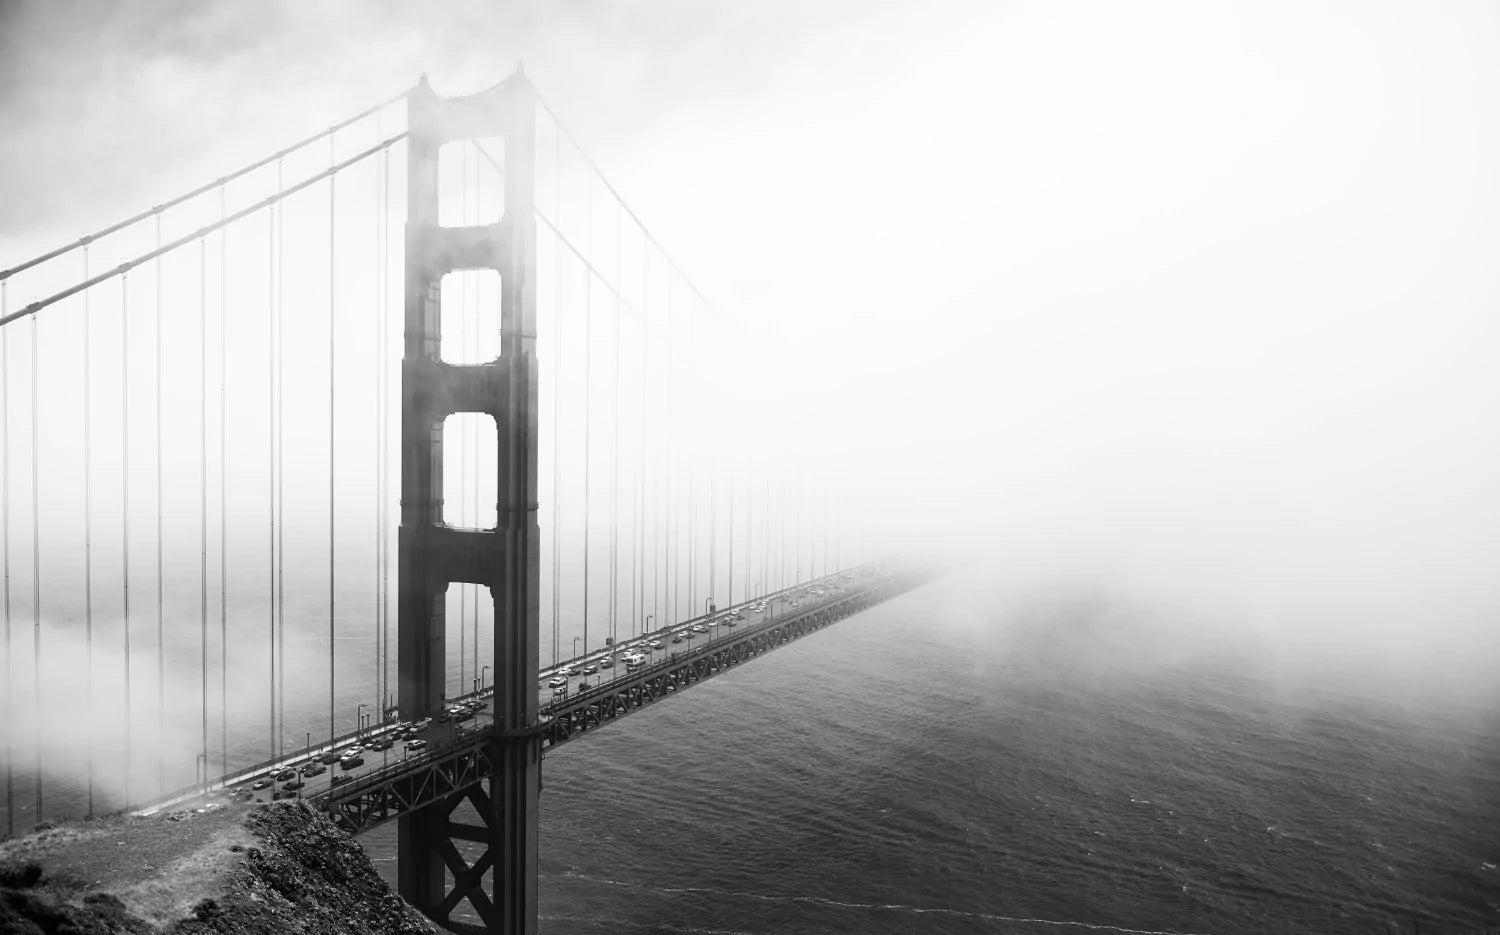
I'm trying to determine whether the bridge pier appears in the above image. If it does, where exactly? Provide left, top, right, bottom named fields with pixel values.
left=397, top=70, right=540, bottom=935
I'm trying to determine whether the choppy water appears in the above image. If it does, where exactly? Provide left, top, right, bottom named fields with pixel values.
left=361, top=574, right=1499, bottom=934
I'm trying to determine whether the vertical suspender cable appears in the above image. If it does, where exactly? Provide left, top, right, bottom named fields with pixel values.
left=550, top=125, right=561, bottom=669
left=199, top=235, right=208, bottom=787
left=329, top=134, right=337, bottom=743
left=637, top=235, right=647, bottom=639
left=31, top=309, right=41, bottom=821
left=373, top=115, right=383, bottom=717
left=380, top=139, right=391, bottom=715
left=459, top=145, right=469, bottom=698
left=83, top=246, right=94, bottom=817
left=268, top=184, right=277, bottom=759
left=155, top=215, right=164, bottom=795
left=2, top=280, right=11, bottom=837
left=276, top=160, right=286, bottom=759
left=728, top=469, right=734, bottom=608
left=687, top=303, right=695, bottom=620
left=471, top=151, right=481, bottom=687
left=667, top=281, right=675, bottom=629
left=219, top=185, right=228, bottom=778
left=581, top=175, right=591, bottom=659
left=610, top=205, right=620, bottom=648
left=121, top=272, right=131, bottom=806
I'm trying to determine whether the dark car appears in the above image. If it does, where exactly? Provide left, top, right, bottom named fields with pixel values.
left=319, top=750, right=342, bottom=765
left=282, top=779, right=305, bottom=792
left=339, top=754, right=365, bottom=770
left=330, top=774, right=352, bottom=787
left=301, top=762, right=328, bottom=777
left=273, top=768, right=296, bottom=782
left=251, top=778, right=272, bottom=790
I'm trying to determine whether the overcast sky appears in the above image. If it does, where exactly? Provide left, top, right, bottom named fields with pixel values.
left=2, top=0, right=1499, bottom=704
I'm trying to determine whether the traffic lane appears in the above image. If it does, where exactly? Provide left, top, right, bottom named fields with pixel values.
left=534, top=581, right=865, bottom=707
left=534, top=572, right=860, bottom=704
left=217, top=712, right=495, bottom=805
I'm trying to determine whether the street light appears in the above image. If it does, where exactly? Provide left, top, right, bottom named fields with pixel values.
left=645, top=614, right=653, bottom=634
left=704, top=597, right=714, bottom=616
left=480, top=665, right=490, bottom=692
left=572, top=636, right=580, bottom=659
left=356, top=703, right=367, bottom=737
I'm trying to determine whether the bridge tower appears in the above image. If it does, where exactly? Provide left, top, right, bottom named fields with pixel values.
left=397, top=70, right=541, bottom=935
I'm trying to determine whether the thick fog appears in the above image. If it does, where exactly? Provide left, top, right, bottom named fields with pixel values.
left=1, top=0, right=1498, bottom=804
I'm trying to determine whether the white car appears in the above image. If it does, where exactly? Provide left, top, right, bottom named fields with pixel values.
left=547, top=676, right=567, bottom=689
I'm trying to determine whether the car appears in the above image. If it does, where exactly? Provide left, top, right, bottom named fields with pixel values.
left=282, top=779, right=305, bottom=791
left=340, top=754, right=364, bottom=770
left=251, top=778, right=272, bottom=790
left=301, top=763, right=327, bottom=777
left=368, top=739, right=392, bottom=752
left=273, top=768, right=296, bottom=782
left=691, top=624, right=708, bottom=633
left=552, top=686, right=567, bottom=696
left=319, top=750, right=342, bottom=765
left=582, top=664, right=598, bottom=675
left=406, top=739, right=428, bottom=750
left=671, top=635, right=682, bottom=644
left=726, top=620, right=737, bottom=627
left=565, top=665, right=582, bottom=676
left=330, top=774, right=352, bottom=787
left=734, top=614, right=745, bottom=620
left=577, top=682, right=591, bottom=691
left=454, top=710, right=475, bottom=722
left=649, top=640, right=664, bottom=649
left=414, top=718, right=432, bottom=730
left=599, top=657, right=614, bottom=669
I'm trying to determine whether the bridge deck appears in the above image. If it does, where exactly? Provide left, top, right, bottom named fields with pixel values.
left=135, top=564, right=927, bottom=832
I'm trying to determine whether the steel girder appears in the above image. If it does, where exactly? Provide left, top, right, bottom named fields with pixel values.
left=319, top=737, right=499, bottom=835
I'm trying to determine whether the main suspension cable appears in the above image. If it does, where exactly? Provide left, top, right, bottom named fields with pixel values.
left=0, top=87, right=410, bottom=283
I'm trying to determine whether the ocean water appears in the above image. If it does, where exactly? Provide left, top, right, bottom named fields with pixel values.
left=360, top=574, right=1499, bottom=935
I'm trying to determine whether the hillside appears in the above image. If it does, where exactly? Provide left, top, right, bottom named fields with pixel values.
left=0, top=801, right=434, bottom=935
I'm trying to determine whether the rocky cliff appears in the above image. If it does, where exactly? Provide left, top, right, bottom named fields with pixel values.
left=0, top=802, right=434, bottom=935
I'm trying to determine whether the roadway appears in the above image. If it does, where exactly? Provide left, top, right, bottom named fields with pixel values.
left=139, top=565, right=885, bottom=817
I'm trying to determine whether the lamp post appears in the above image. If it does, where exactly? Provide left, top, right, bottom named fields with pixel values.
left=480, top=665, right=490, bottom=693
left=356, top=703, right=367, bottom=738
left=645, top=614, right=653, bottom=634
left=572, top=636, right=580, bottom=660
left=704, top=597, right=714, bottom=617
